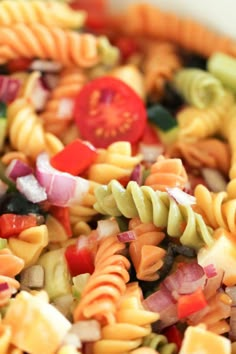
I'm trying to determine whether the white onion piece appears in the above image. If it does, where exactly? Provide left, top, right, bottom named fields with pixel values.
left=30, top=78, right=50, bottom=112
left=166, top=187, right=196, bottom=205
left=139, top=143, right=164, bottom=163
left=0, top=179, right=8, bottom=197
left=201, top=167, right=227, bottom=192
left=5, top=159, right=33, bottom=181
left=20, top=265, right=44, bottom=289
left=117, top=230, right=137, bottom=243
left=68, top=320, right=101, bottom=342
left=16, top=174, right=47, bottom=203
left=97, top=218, right=120, bottom=240
left=36, top=152, right=90, bottom=206
left=57, top=98, right=74, bottom=119
left=0, top=76, right=21, bottom=103
left=30, top=60, right=62, bottom=73
left=226, top=286, right=236, bottom=306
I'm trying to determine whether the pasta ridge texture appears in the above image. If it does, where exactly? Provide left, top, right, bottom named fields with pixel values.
left=94, top=180, right=214, bottom=249
left=73, top=235, right=131, bottom=325
left=0, top=0, right=86, bottom=29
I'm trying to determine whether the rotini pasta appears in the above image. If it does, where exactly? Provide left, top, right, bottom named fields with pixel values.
left=128, top=218, right=166, bottom=281
left=88, top=141, right=142, bottom=184
left=0, top=24, right=107, bottom=68
left=0, top=0, right=86, bottom=29
left=94, top=180, right=214, bottom=249
left=7, top=98, right=64, bottom=160
left=173, top=68, right=224, bottom=108
left=144, top=155, right=188, bottom=191
left=143, top=332, right=177, bottom=354
left=73, top=234, right=131, bottom=325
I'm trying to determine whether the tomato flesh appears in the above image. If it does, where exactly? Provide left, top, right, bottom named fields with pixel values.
left=0, top=213, right=37, bottom=238
left=64, top=244, right=95, bottom=277
left=74, top=77, right=147, bottom=148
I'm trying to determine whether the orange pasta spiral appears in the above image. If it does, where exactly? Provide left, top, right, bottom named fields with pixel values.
left=7, top=98, right=64, bottom=160
left=0, top=248, right=24, bottom=307
left=144, top=155, right=188, bottom=191
left=0, top=23, right=102, bottom=67
left=166, top=138, right=231, bottom=176
left=40, top=67, right=87, bottom=137
left=128, top=218, right=166, bottom=281
left=112, top=3, right=236, bottom=58
left=141, top=40, right=182, bottom=100
left=73, top=235, right=130, bottom=325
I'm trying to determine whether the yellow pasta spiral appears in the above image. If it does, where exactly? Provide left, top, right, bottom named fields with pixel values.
left=0, top=23, right=103, bottom=68
left=194, top=184, right=236, bottom=234
left=7, top=98, right=64, bottom=160
left=40, top=67, right=87, bottom=137
left=88, top=141, right=142, bottom=184
left=0, top=0, right=86, bottom=28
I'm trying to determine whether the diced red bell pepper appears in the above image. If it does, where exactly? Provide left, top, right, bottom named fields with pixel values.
left=49, top=205, right=72, bottom=238
left=113, top=36, right=139, bottom=61
left=0, top=213, right=38, bottom=238
left=50, top=139, right=98, bottom=176
left=64, top=242, right=95, bottom=277
left=7, top=58, right=32, bottom=73
left=163, top=325, right=183, bottom=351
left=177, top=287, right=208, bottom=319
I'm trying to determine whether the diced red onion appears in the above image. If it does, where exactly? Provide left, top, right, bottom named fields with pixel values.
left=203, top=264, right=218, bottom=278
left=166, top=187, right=196, bottom=205
left=203, top=268, right=224, bottom=300
left=226, top=286, right=236, bottom=306
left=30, top=60, right=62, bottom=73
left=16, top=174, right=47, bottom=203
left=201, top=168, right=227, bottom=192
left=230, top=307, right=236, bottom=341
left=5, top=159, right=33, bottom=181
left=41, top=74, right=59, bottom=90
left=35, top=152, right=90, bottom=207
left=0, top=75, right=21, bottom=103
left=30, top=78, right=50, bottom=112
left=0, top=282, right=9, bottom=292
left=76, top=235, right=89, bottom=250
left=0, top=180, right=8, bottom=197
left=97, top=219, right=120, bottom=240
left=57, top=98, right=74, bottom=119
left=117, top=230, right=137, bottom=243
left=139, top=143, right=164, bottom=163
left=130, top=164, right=142, bottom=185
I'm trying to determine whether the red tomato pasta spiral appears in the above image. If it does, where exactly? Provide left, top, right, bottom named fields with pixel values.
left=144, top=155, right=189, bottom=191
left=73, top=234, right=130, bottom=325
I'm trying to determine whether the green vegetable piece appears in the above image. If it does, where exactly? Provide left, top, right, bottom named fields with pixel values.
left=208, top=52, right=236, bottom=93
left=0, top=102, right=6, bottom=117
left=0, top=238, right=7, bottom=249
left=72, top=273, right=90, bottom=300
left=37, top=248, right=72, bottom=301
left=147, top=104, right=177, bottom=131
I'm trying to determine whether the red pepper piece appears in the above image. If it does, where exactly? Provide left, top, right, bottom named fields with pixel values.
left=177, top=287, right=208, bottom=319
left=0, top=213, right=37, bottom=238
left=50, top=139, right=98, bottom=176
left=163, top=325, right=183, bottom=351
left=7, top=58, right=31, bottom=73
left=64, top=243, right=95, bottom=277
left=49, top=205, right=72, bottom=238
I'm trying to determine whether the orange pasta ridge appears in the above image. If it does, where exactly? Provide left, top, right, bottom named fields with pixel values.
left=128, top=218, right=166, bottom=281
left=73, top=234, right=130, bottom=325
left=144, top=155, right=188, bottom=191
left=0, top=23, right=102, bottom=67
left=112, top=3, right=236, bottom=58
left=40, top=67, right=87, bottom=137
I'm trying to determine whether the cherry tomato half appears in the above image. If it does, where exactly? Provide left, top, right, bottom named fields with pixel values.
left=74, top=77, right=147, bottom=148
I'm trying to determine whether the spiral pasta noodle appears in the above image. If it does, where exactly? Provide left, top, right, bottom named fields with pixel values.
left=94, top=180, right=214, bottom=249
left=7, top=98, right=64, bottom=160
left=166, top=139, right=231, bottom=176
left=40, top=67, right=87, bottom=137
left=93, top=282, right=159, bottom=354
left=142, top=332, right=177, bottom=354
left=73, top=234, right=131, bottom=325
left=111, top=3, right=236, bottom=58
left=194, top=184, right=236, bottom=234
left=128, top=218, right=166, bottom=281
left=173, top=68, right=224, bottom=109
left=144, top=155, right=188, bottom=191
left=0, top=23, right=104, bottom=68
left=0, top=248, right=24, bottom=307
left=88, top=141, right=142, bottom=184
left=0, top=0, right=86, bottom=29
left=176, top=90, right=234, bottom=141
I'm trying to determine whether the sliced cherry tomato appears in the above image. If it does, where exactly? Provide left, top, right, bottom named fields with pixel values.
left=64, top=243, right=94, bottom=277
left=113, top=36, right=139, bottom=61
left=0, top=213, right=37, bottom=238
left=50, top=139, right=98, bottom=176
left=74, top=77, right=147, bottom=148
left=7, top=58, right=31, bottom=73
left=49, top=206, right=72, bottom=238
